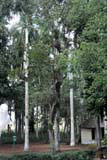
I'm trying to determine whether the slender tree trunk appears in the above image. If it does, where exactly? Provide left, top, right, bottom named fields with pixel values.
left=15, top=114, right=18, bottom=133
left=48, top=103, right=56, bottom=153
left=21, top=112, right=24, bottom=138
left=76, top=116, right=81, bottom=144
left=54, top=111, right=60, bottom=152
left=96, top=115, right=101, bottom=149
left=53, top=70, right=61, bottom=152
left=64, top=119, right=67, bottom=134
left=36, top=123, right=39, bottom=139
left=24, top=27, right=29, bottom=151
left=36, top=106, right=39, bottom=139
left=29, top=108, right=35, bottom=133
left=18, top=113, right=21, bottom=135
left=48, top=128, right=55, bottom=153
left=48, top=66, right=61, bottom=153
left=104, top=114, right=107, bottom=134
left=69, top=73, right=75, bottom=146
left=48, top=105, right=60, bottom=153
left=15, top=103, right=18, bottom=134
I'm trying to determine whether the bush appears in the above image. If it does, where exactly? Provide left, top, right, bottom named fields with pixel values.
left=0, top=150, right=95, bottom=160
left=0, top=131, right=49, bottom=144
left=60, top=132, right=70, bottom=144
left=29, top=130, right=49, bottom=143
left=102, top=134, right=107, bottom=146
left=1, top=131, right=73, bottom=144
left=0, top=131, right=24, bottom=144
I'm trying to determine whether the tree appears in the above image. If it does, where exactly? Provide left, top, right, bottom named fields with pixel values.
left=23, top=25, right=29, bottom=151
left=72, top=0, right=107, bottom=148
left=13, top=0, right=37, bottom=151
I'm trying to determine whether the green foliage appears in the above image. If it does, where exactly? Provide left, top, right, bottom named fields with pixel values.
left=0, top=131, right=49, bottom=144
left=1, top=132, right=23, bottom=144
left=0, top=151, right=95, bottom=160
left=102, top=134, right=107, bottom=146
left=1, top=131, right=72, bottom=144
left=0, top=0, right=107, bottom=149
left=72, top=0, right=107, bottom=114
left=60, top=132, right=70, bottom=144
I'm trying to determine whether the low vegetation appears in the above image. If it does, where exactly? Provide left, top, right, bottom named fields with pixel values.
left=0, top=150, right=95, bottom=160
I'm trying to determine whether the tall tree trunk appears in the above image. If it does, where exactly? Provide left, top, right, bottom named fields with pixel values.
left=15, top=113, right=18, bottom=134
left=54, top=110, right=60, bottom=152
left=36, top=123, right=39, bottom=139
left=29, top=108, right=35, bottom=133
left=36, top=106, right=39, bottom=139
left=48, top=65, right=61, bottom=153
left=64, top=119, right=67, bottom=134
left=104, top=114, right=107, bottom=134
left=96, top=115, right=101, bottom=149
left=18, top=113, right=22, bottom=135
left=21, top=112, right=24, bottom=138
left=53, top=70, right=61, bottom=152
left=69, top=73, right=75, bottom=146
left=48, top=127, right=55, bottom=153
left=48, top=103, right=60, bottom=153
left=48, top=103, right=55, bottom=153
left=15, top=102, right=18, bottom=134
left=24, top=27, right=29, bottom=151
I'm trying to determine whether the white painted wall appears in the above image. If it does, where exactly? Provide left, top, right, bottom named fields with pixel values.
left=81, top=129, right=96, bottom=144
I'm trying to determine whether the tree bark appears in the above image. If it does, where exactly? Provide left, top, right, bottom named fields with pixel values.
left=36, top=106, right=39, bottom=139
left=96, top=115, right=101, bottom=149
left=24, top=27, right=29, bottom=151
left=48, top=103, right=55, bottom=153
left=69, top=73, right=75, bottom=146
left=104, top=114, right=107, bottom=134
left=15, top=112, right=18, bottom=134
left=48, top=128, right=55, bottom=153
left=21, top=112, right=24, bottom=138
left=48, top=103, right=60, bottom=153
left=18, top=113, right=22, bottom=135
left=15, top=101, right=18, bottom=134
left=29, top=108, right=35, bottom=133
left=48, top=62, right=61, bottom=153
left=54, top=111, right=60, bottom=152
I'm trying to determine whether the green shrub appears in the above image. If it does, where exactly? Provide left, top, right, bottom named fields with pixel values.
left=1, top=131, right=24, bottom=144
left=29, top=130, right=49, bottom=143
left=0, top=131, right=48, bottom=144
left=1, top=131, right=71, bottom=144
left=102, top=134, right=107, bottom=146
left=0, top=150, right=95, bottom=160
left=60, top=132, right=70, bottom=144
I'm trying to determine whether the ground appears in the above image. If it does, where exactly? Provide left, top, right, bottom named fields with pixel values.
left=0, top=143, right=96, bottom=155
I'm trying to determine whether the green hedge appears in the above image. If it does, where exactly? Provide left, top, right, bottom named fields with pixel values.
left=0, top=131, right=48, bottom=144
left=0, top=150, right=95, bottom=160
left=0, top=132, right=24, bottom=144
left=1, top=131, right=71, bottom=145
left=1, top=131, right=72, bottom=144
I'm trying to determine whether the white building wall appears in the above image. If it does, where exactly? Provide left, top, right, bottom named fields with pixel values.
left=81, top=129, right=96, bottom=144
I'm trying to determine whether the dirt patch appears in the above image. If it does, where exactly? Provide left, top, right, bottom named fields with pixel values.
left=0, top=143, right=95, bottom=155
